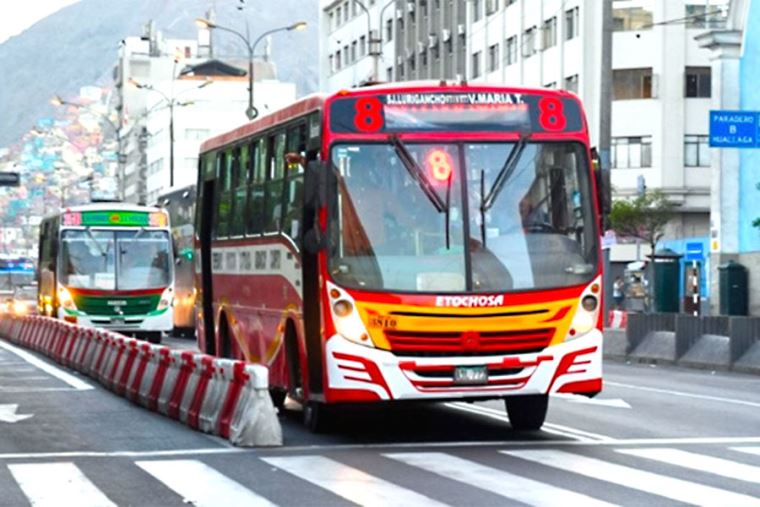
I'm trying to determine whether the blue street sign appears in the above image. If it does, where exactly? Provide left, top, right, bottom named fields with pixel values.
left=709, top=110, right=759, bottom=148
left=685, top=241, right=704, bottom=262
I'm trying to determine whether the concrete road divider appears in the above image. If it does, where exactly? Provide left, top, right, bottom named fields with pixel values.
left=0, top=315, right=282, bottom=446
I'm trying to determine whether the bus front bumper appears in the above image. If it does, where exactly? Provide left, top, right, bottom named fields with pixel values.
left=59, top=308, right=173, bottom=334
left=324, top=329, right=602, bottom=403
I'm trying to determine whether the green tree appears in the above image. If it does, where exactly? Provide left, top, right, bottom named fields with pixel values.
left=609, top=189, right=679, bottom=254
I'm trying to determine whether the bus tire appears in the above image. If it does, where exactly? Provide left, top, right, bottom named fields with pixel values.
left=504, top=394, right=548, bottom=431
left=219, top=314, right=234, bottom=359
left=303, top=401, right=333, bottom=433
left=136, top=332, right=162, bottom=344
left=269, top=388, right=287, bottom=410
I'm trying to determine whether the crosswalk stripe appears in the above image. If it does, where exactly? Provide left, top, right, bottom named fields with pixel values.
left=262, top=455, right=449, bottom=507
left=503, top=450, right=760, bottom=507
left=618, top=448, right=760, bottom=484
left=734, top=447, right=760, bottom=457
left=136, top=459, right=276, bottom=507
left=385, top=452, right=615, bottom=507
left=8, top=462, right=116, bottom=507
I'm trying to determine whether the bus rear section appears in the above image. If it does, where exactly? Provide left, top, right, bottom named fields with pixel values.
left=39, top=206, right=175, bottom=343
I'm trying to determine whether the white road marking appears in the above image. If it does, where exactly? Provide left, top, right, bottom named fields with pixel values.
left=8, top=462, right=116, bottom=507
left=386, top=452, right=615, bottom=507
left=0, top=448, right=245, bottom=460
left=552, top=393, right=632, bottom=408
left=733, top=447, right=760, bottom=457
left=0, top=404, right=33, bottom=423
left=136, top=459, right=276, bottom=507
left=0, top=375, right=53, bottom=381
left=263, top=455, right=449, bottom=507
left=0, top=387, right=79, bottom=393
left=606, top=381, right=760, bottom=408
left=504, top=449, right=760, bottom=506
left=0, top=339, right=92, bottom=390
left=618, top=448, right=760, bottom=484
left=444, top=402, right=614, bottom=442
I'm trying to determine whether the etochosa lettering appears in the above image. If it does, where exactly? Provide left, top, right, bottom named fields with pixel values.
left=435, top=295, right=505, bottom=308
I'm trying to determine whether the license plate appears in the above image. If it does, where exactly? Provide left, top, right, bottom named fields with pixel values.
left=453, top=366, right=488, bottom=385
left=111, top=318, right=125, bottom=326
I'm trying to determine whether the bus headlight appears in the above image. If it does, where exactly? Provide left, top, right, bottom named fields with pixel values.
left=567, top=277, right=602, bottom=340
left=58, top=287, right=76, bottom=310
left=12, top=301, right=28, bottom=315
left=157, top=287, right=174, bottom=311
left=327, top=282, right=374, bottom=347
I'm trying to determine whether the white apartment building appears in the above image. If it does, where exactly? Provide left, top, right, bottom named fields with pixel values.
left=142, top=76, right=296, bottom=205
left=319, top=0, right=727, bottom=241
left=114, top=21, right=298, bottom=204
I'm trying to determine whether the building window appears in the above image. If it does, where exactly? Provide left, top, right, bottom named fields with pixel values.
left=335, top=50, right=342, bottom=70
left=613, top=1, right=653, bottom=31
left=473, top=0, right=483, bottom=22
left=336, top=6, right=342, bottom=26
left=505, top=35, right=517, bottom=65
left=344, top=2, right=350, bottom=22
left=523, top=26, right=537, bottom=57
left=360, top=35, right=366, bottom=56
left=343, top=45, right=349, bottom=65
left=351, top=41, right=357, bottom=62
left=613, top=68, right=653, bottom=100
left=386, top=18, right=393, bottom=41
left=685, top=4, right=727, bottom=29
left=487, top=43, right=499, bottom=72
left=542, top=17, right=557, bottom=50
left=612, top=136, right=652, bottom=169
left=505, top=0, right=517, bottom=6
left=684, top=135, right=710, bottom=167
left=328, top=12, right=334, bottom=31
left=486, top=0, right=498, bottom=16
left=685, top=67, right=711, bottom=98
left=565, top=7, right=579, bottom=40
left=329, top=54, right=335, bottom=73
left=352, top=0, right=358, bottom=17
left=564, top=74, right=579, bottom=93
left=386, top=66, right=393, bottom=80
left=472, top=51, right=482, bottom=78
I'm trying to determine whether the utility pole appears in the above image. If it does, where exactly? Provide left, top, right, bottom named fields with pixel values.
left=600, top=0, right=614, bottom=317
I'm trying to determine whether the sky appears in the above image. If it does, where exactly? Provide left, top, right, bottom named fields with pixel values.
left=0, top=0, right=80, bottom=44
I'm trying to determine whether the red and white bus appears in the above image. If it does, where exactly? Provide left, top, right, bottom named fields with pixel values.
left=195, top=82, right=607, bottom=431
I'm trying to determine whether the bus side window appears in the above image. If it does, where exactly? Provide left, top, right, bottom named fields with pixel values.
left=264, top=131, right=286, bottom=233
left=230, top=146, right=247, bottom=237
left=247, top=139, right=266, bottom=235
left=215, top=150, right=234, bottom=238
left=284, top=123, right=306, bottom=242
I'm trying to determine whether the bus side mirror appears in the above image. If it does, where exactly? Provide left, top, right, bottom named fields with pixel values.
left=303, top=160, right=329, bottom=254
left=591, top=148, right=612, bottom=231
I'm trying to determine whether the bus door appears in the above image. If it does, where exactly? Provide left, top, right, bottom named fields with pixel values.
left=198, top=155, right=217, bottom=353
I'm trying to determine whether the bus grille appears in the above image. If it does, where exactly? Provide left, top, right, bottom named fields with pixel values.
left=73, top=295, right=160, bottom=317
left=383, top=328, right=555, bottom=357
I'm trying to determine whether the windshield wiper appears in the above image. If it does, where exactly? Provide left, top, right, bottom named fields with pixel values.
left=482, top=134, right=529, bottom=212
left=389, top=135, right=446, bottom=213
left=84, top=227, right=107, bottom=257
left=479, top=134, right=530, bottom=246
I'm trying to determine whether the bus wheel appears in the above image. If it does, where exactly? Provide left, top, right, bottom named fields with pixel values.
left=303, top=401, right=333, bottom=433
left=269, top=388, right=287, bottom=410
left=504, top=394, right=548, bottom=431
left=139, top=332, right=162, bottom=344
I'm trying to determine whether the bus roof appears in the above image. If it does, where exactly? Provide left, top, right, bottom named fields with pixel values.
left=200, top=82, right=583, bottom=154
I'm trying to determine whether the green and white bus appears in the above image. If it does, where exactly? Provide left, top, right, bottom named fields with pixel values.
left=37, top=204, right=174, bottom=343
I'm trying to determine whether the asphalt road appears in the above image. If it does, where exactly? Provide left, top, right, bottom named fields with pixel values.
left=0, top=334, right=759, bottom=506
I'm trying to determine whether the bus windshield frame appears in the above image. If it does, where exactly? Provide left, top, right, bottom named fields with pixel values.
left=326, top=138, right=599, bottom=294
left=58, top=228, right=173, bottom=291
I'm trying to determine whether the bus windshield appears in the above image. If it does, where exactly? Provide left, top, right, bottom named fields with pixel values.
left=59, top=229, right=171, bottom=290
left=328, top=141, right=598, bottom=293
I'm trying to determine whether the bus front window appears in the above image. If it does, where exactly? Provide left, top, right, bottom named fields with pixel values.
left=59, top=230, right=116, bottom=290
left=117, top=230, right=172, bottom=290
left=329, top=141, right=598, bottom=294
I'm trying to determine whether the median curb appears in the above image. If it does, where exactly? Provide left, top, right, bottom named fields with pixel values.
left=0, top=315, right=282, bottom=447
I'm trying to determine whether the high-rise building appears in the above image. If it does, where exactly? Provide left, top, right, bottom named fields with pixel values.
left=320, top=0, right=728, bottom=304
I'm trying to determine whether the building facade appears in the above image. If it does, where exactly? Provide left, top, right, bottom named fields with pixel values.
left=319, top=0, right=727, bottom=306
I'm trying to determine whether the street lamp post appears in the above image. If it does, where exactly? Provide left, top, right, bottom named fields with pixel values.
left=195, top=18, right=307, bottom=120
left=129, top=79, right=211, bottom=188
